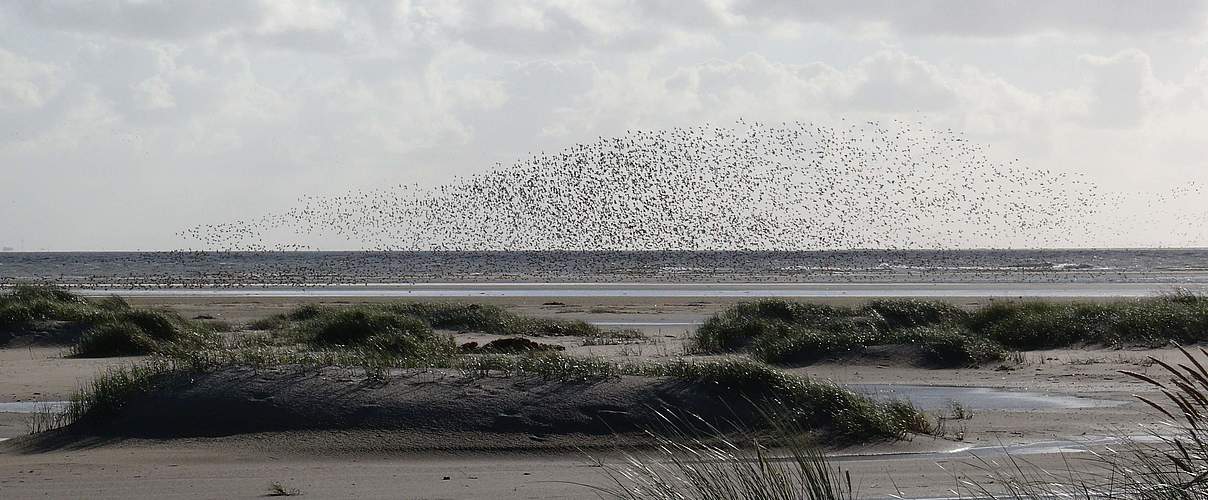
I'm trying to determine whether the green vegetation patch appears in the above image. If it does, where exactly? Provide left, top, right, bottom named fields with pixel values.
left=459, top=354, right=927, bottom=441
left=1, top=285, right=217, bottom=356
left=382, top=302, right=602, bottom=336
left=72, top=321, right=160, bottom=357
left=749, top=324, right=1003, bottom=367
left=261, top=302, right=623, bottom=359
left=694, top=298, right=995, bottom=366
left=45, top=352, right=923, bottom=444
left=1, top=285, right=114, bottom=331
left=256, top=301, right=639, bottom=340
left=970, top=299, right=1208, bottom=349
left=69, top=361, right=183, bottom=424
left=861, top=299, right=969, bottom=329
left=651, top=358, right=929, bottom=441
left=694, top=294, right=1208, bottom=366
left=290, top=307, right=458, bottom=358
left=73, top=309, right=220, bottom=358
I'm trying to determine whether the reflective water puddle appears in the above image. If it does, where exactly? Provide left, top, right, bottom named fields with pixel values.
left=847, top=384, right=1126, bottom=411
left=0, top=401, right=70, bottom=413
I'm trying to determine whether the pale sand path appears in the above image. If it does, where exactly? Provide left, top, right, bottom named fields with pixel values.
left=0, top=439, right=1149, bottom=499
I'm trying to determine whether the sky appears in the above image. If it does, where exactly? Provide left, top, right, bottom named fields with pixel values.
left=2, top=0, right=1207, bottom=251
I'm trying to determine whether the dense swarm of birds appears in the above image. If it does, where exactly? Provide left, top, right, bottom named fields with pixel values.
left=1, top=120, right=1203, bottom=289
left=181, top=119, right=1181, bottom=252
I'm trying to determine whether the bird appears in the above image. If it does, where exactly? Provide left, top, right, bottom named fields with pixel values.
left=56, top=118, right=1191, bottom=289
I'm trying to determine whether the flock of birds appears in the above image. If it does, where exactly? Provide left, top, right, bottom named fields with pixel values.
left=2, top=119, right=1204, bottom=289
left=179, top=119, right=1203, bottom=252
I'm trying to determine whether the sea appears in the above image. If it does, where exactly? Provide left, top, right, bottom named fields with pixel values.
left=1, top=250, right=1206, bottom=294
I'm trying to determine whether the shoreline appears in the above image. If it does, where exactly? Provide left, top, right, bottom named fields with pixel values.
left=39, top=281, right=1208, bottom=298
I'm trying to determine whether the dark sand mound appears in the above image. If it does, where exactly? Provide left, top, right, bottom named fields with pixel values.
left=823, top=344, right=969, bottom=368
left=0, top=321, right=88, bottom=347
left=460, top=337, right=565, bottom=353
left=28, top=367, right=774, bottom=451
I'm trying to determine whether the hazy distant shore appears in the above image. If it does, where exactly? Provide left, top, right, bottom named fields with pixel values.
left=4, top=249, right=1208, bottom=289
left=40, top=280, right=1208, bottom=298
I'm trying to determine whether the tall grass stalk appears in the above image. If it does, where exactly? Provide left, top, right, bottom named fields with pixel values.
left=26, top=359, right=188, bottom=434
left=956, top=344, right=1208, bottom=498
left=595, top=409, right=853, bottom=500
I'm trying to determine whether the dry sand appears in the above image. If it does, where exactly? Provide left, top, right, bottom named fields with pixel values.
left=0, top=295, right=1184, bottom=498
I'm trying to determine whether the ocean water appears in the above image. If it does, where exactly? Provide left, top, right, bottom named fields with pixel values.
left=0, top=249, right=1206, bottom=289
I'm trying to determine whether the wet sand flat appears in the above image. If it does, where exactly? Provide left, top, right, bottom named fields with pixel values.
left=0, top=436, right=1161, bottom=499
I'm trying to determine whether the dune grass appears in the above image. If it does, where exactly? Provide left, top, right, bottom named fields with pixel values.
left=0, top=285, right=115, bottom=331
left=1082, top=345, right=1208, bottom=496
left=287, top=307, right=459, bottom=358
left=597, top=409, right=854, bottom=500
left=971, top=298, right=1208, bottom=349
left=280, top=348, right=928, bottom=441
left=863, top=298, right=969, bottom=329
left=37, top=346, right=925, bottom=444
left=15, top=289, right=922, bottom=444
left=71, top=310, right=221, bottom=357
left=646, top=358, right=930, bottom=441
left=7, top=287, right=636, bottom=358
left=254, top=301, right=634, bottom=339
left=947, top=345, right=1208, bottom=498
left=71, top=321, right=161, bottom=357
left=261, top=302, right=620, bottom=359
left=694, top=293, right=1208, bottom=366
left=598, top=345, right=1208, bottom=499
left=27, top=359, right=185, bottom=431
left=694, top=299, right=998, bottom=366
left=747, top=323, right=1004, bottom=367
left=1, top=285, right=218, bottom=356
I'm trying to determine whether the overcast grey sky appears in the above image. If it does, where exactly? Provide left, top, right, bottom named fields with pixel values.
left=2, top=1, right=1207, bottom=250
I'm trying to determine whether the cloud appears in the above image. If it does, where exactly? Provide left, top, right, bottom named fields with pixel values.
left=636, top=0, right=735, bottom=29
left=0, top=47, right=62, bottom=110
left=454, top=3, right=595, bottom=55
left=8, top=1, right=427, bottom=57
left=845, top=51, right=957, bottom=111
left=9, top=0, right=265, bottom=40
left=729, top=0, right=1208, bottom=38
left=1, top=1, right=1207, bottom=249
left=1075, top=49, right=1156, bottom=128
left=535, top=50, right=964, bottom=136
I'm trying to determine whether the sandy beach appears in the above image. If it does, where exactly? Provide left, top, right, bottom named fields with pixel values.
left=1, top=290, right=1186, bottom=498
